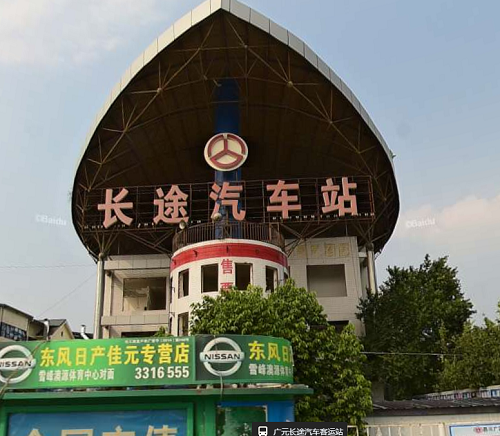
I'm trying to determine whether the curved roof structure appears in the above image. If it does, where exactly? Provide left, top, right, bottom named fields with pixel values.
left=72, top=0, right=399, bottom=259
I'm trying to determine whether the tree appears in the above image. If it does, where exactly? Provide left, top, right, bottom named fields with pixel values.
left=438, top=307, right=500, bottom=390
left=154, top=326, right=171, bottom=337
left=190, top=281, right=372, bottom=424
left=357, top=255, right=474, bottom=400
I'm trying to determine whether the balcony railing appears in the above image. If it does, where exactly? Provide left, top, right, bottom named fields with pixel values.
left=172, top=222, right=285, bottom=252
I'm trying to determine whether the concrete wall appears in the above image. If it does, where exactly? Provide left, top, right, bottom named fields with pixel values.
left=0, top=307, right=30, bottom=331
left=49, top=323, right=74, bottom=341
left=101, top=254, right=171, bottom=339
left=287, top=236, right=365, bottom=334
left=98, top=238, right=375, bottom=337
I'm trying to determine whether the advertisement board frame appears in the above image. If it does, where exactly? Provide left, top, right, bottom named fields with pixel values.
left=0, top=401, right=194, bottom=436
left=0, top=335, right=294, bottom=391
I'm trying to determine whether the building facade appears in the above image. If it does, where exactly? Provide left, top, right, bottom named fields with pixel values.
left=0, top=305, right=32, bottom=342
left=0, top=304, right=75, bottom=342
left=71, top=0, right=399, bottom=339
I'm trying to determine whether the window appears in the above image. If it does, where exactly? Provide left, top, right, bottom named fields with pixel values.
left=328, top=320, right=349, bottom=333
left=266, top=266, right=278, bottom=292
left=122, top=277, right=167, bottom=311
left=235, top=263, right=252, bottom=290
left=178, top=312, right=189, bottom=336
left=202, top=264, right=219, bottom=293
left=179, top=269, right=189, bottom=298
left=0, top=322, right=27, bottom=341
left=167, top=277, right=175, bottom=311
left=306, top=264, right=347, bottom=297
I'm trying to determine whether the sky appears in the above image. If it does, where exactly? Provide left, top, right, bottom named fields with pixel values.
left=0, top=0, right=499, bottom=332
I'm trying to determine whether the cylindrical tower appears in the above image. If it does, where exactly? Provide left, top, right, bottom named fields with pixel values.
left=171, top=237, right=288, bottom=335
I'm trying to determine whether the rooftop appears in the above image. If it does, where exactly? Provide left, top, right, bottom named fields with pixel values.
left=72, top=0, right=399, bottom=259
left=0, top=303, right=33, bottom=320
left=372, top=398, right=500, bottom=415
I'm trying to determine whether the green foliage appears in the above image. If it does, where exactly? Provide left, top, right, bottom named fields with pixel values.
left=190, top=281, right=372, bottom=425
left=357, top=255, right=474, bottom=399
left=438, top=308, right=500, bottom=390
left=153, top=326, right=171, bottom=337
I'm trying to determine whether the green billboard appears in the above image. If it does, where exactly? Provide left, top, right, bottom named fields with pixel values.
left=195, top=335, right=293, bottom=384
left=0, top=335, right=293, bottom=391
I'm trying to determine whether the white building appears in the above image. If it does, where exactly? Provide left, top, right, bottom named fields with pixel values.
left=98, top=234, right=374, bottom=338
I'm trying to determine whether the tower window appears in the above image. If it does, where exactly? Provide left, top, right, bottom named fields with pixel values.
left=235, top=263, right=252, bottom=290
left=202, top=264, right=219, bottom=293
left=178, top=312, right=189, bottom=336
left=266, top=266, right=278, bottom=292
left=179, top=269, right=189, bottom=298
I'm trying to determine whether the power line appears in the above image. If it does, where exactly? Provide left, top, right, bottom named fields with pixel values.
left=0, top=264, right=94, bottom=270
left=37, top=273, right=96, bottom=318
left=363, top=351, right=462, bottom=357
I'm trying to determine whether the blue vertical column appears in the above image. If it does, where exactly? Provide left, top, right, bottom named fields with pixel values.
left=214, top=79, right=241, bottom=238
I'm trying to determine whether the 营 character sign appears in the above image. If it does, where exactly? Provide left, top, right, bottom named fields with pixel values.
left=204, top=133, right=248, bottom=171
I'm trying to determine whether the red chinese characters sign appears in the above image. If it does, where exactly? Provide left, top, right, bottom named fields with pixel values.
left=220, top=258, right=234, bottom=289
left=210, top=182, right=245, bottom=221
left=85, top=176, right=373, bottom=230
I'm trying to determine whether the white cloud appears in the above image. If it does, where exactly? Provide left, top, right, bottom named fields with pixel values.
left=0, top=0, right=172, bottom=67
left=379, top=192, right=500, bottom=320
left=395, top=193, right=500, bottom=252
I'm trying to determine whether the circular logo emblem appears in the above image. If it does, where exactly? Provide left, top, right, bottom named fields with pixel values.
left=200, top=337, right=245, bottom=377
left=204, top=133, right=248, bottom=171
left=0, top=345, right=36, bottom=384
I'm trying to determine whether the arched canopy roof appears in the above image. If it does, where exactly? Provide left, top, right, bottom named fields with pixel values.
left=72, top=0, right=399, bottom=259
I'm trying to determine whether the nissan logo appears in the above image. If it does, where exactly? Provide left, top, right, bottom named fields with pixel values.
left=200, top=337, right=245, bottom=377
left=0, top=345, right=36, bottom=385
